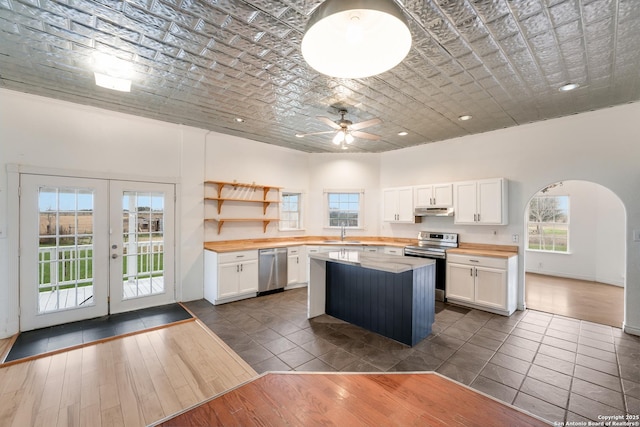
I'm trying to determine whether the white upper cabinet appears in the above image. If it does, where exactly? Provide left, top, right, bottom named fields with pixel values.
left=383, top=187, right=416, bottom=223
left=454, top=178, right=508, bottom=225
left=414, top=183, right=453, bottom=208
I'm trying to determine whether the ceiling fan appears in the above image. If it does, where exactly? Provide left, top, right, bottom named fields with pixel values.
left=295, top=110, right=382, bottom=148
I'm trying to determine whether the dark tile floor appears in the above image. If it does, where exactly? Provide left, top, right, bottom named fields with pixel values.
left=5, top=303, right=192, bottom=362
left=184, top=288, right=640, bottom=425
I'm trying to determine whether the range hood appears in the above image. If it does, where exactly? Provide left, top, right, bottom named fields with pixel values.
left=414, top=207, right=455, bottom=217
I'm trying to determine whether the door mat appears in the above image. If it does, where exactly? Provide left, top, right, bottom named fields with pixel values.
left=3, top=303, right=193, bottom=363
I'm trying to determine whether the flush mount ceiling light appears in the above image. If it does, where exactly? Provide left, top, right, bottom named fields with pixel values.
left=458, top=115, right=473, bottom=121
left=559, top=83, right=580, bottom=92
left=92, top=52, right=132, bottom=92
left=301, top=0, right=412, bottom=79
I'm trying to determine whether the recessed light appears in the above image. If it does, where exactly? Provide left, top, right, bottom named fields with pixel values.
left=94, top=73, right=131, bottom=92
left=559, top=83, right=579, bottom=92
left=295, top=134, right=304, bottom=138
left=398, top=131, right=408, bottom=136
left=458, top=115, right=472, bottom=121
left=235, top=117, right=245, bottom=123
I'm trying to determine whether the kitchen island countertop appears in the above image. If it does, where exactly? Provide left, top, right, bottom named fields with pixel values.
left=308, top=250, right=434, bottom=274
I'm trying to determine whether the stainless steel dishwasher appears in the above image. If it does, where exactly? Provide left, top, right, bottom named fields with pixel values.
left=258, top=248, right=288, bottom=295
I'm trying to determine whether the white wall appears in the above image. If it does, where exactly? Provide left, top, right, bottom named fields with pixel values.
left=2, top=88, right=639, bottom=338
left=307, top=154, right=381, bottom=237
left=379, top=102, right=640, bottom=335
left=203, top=132, right=310, bottom=241
left=0, top=89, right=208, bottom=337
left=525, top=181, right=625, bottom=286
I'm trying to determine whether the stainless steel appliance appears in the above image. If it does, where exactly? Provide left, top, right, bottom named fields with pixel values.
left=258, top=248, right=288, bottom=295
left=404, top=231, right=459, bottom=302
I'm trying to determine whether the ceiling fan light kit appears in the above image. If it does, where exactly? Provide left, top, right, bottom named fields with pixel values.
left=301, top=0, right=412, bottom=79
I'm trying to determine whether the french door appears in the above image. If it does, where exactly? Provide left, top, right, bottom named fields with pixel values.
left=19, top=174, right=175, bottom=331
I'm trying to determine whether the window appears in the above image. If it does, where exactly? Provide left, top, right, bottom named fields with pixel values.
left=326, top=191, right=363, bottom=228
left=280, top=192, right=302, bottom=230
left=527, top=195, right=569, bottom=253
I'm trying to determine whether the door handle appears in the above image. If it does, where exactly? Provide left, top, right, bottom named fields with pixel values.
left=111, top=244, right=118, bottom=249
left=111, top=254, right=118, bottom=259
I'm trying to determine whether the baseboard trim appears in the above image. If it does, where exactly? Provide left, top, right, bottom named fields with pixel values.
left=623, top=322, right=640, bottom=337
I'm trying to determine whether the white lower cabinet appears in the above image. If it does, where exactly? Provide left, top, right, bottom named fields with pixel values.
left=383, top=246, right=404, bottom=256
left=446, top=253, right=517, bottom=315
left=205, top=249, right=259, bottom=305
left=287, top=246, right=308, bottom=288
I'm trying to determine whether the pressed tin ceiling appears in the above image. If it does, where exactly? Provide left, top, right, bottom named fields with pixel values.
left=1, top=0, right=639, bottom=153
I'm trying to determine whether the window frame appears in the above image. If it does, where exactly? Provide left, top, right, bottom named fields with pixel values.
left=324, top=189, right=364, bottom=229
left=526, top=194, right=570, bottom=254
left=279, top=190, right=304, bottom=231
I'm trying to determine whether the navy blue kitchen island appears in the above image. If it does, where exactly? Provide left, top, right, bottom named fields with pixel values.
left=308, top=250, right=436, bottom=346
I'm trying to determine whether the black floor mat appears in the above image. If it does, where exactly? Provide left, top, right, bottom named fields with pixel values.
left=4, top=303, right=192, bottom=363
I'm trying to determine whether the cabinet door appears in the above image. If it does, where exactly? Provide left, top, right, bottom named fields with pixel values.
left=238, top=259, right=259, bottom=294
left=477, top=178, right=504, bottom=224
left=432, top=183, right=453, bottom=207
left=414, top=185, right=433, bottom=208
left=382, top=188, right=399, bottom=221
left=288, top=253, right=300, bottom=284
left=218, top=263, right=239, bottom=298
left=397, top=187, right=415, bottom=222
left=453, top=181, right=478, bottom=224
left=446, top=263, right=475, bottom=302
left=474, top=266, right=507, bottom=309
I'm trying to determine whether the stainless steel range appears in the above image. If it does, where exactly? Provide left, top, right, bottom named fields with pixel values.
left=404, top=231, right=459, bottom=302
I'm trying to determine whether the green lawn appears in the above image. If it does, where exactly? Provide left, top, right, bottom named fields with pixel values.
left=38, top=246, right=164, bottom=291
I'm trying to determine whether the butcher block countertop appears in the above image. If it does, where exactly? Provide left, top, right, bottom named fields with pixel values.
left=447, top=242, right=518, bottom=258
left=204, top=236, right=415, bottom=253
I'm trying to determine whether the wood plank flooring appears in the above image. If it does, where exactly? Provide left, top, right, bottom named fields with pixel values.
left=525, top=273, right=624, bottom=327
left=0, top=321, right=257, bottom=427
left=156, top=372, right=550, bottom=427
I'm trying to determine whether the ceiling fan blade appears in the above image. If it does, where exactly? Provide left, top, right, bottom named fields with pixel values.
left=349, top=117, right=382, bottom=131
left=295, top=130, right=337, bottom=137
left=317, top=116, right=342, bottom=130
left=352, top=131, right=380, bottom=140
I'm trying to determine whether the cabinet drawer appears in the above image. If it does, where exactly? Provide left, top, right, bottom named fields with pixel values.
left=218, top=250, right=258, bottom=264
left=447, top=253, right=507, bottom=269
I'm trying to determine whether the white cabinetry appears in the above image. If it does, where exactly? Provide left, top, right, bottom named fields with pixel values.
left=204, top=250, right=259, bottom=305
left=383, top=187, right=417, bottom=223
left=383, top=246, right=404, bottom=256
left=287, top=246, right=308, bottom=288
left=414, top=183, right=453, bottom=208
left=454, top=178, right=508, bottom=225
left=446, top=253, right=517, bottom=315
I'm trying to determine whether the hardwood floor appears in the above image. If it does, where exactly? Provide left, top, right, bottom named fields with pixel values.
left=0, top=320, right=257, bottom=426
left=525, top=273, right=624, bottom=327
left=157, top=372, right=549, bottom=427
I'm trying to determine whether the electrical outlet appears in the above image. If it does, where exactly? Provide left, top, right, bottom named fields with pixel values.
left=512, top=234, right=519, bottom=243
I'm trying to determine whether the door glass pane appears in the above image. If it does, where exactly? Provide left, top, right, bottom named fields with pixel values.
left=122, top=191, right=165, bottom=299
left=38, top=186, right=95, bottom=313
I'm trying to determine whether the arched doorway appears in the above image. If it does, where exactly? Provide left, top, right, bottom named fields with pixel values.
left=523, top=180, right=625, bottom=327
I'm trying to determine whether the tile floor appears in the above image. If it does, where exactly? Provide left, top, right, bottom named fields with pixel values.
left=4, top=303, right=192, bottom=362
left=184, top=288, right=640, bottom=425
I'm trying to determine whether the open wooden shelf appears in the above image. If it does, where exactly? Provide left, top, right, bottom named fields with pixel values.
left=204, top=218, right=277, bottom=234
left=204, top=197, right=280, bottom=215
left=204, top=181, right=281, bottom=234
